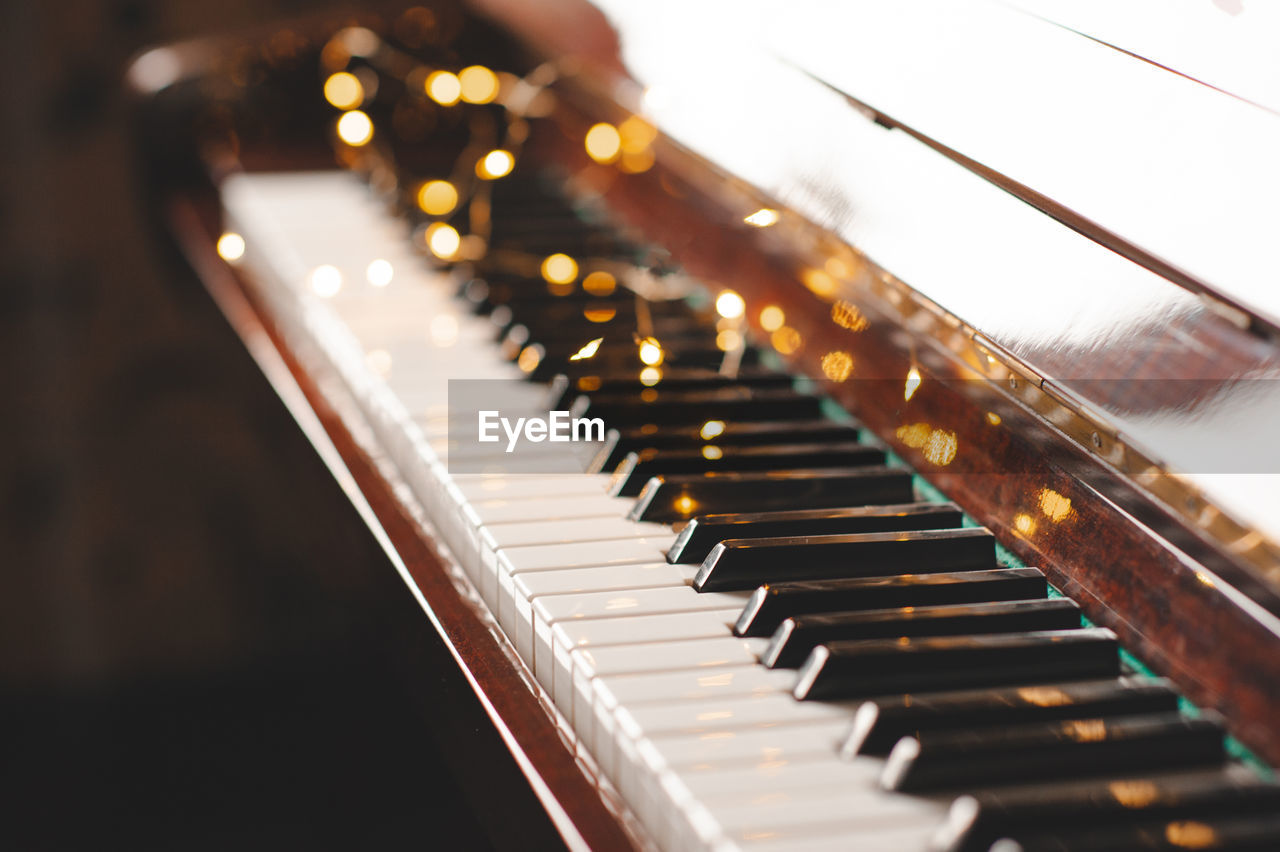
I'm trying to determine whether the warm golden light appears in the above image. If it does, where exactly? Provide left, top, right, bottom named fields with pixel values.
left=582, top=270, right=616, bottom=296
left=618, top=115, right=657, bottom=152
left=417, top=180, right=458, bottom=215
left=568, top=337, right=603, bottom=361
left=365, top=258, right=394, bottom=287
left=802, top=268, right=838, bottom=298
left=458, top=65, right=499, bottom=104
left=821, top=351, right=854, bottom=383
left=585, top=123, right=622, bottom=163
left=922, top=429, right=958, bottom=466
left=1014, top=513, right=1037, bottom=535
left=896, top=423, right=931, bottom=449
left=904, top=366, right=922, bottom=402
left=425, top=222, right=461, bottom=259
left=639, top=367, right=662, bottom=386
left=638, top=337, right=664, bottom=366
left=1015, top=686, right=1071, bottom=707
left=744, top=208, right=779, bottom=228
left=715, top=289, right=746, bottom=319
left=700, top=420, right=726, bottom=440
left=1062, top=719, right=1107, bottom=742
left=476, top=149, right=514, bottom=179
left=309, top=265, right=342, bottom=297
left=541, top=253, right=578, bottom=285
left=702, top=445, right=723, bottom=460
left=771, top=327, right=802, bottom=355
left=619, top=149, right=655, bottom=173
left=716, top=330, right=742, bottom=351
left=1038, top=489, right=1074, bottom=523
left=673, top=494, right=698, bottom=516
left=425, top=70, right=462, bottom=105
left=1109, top=781, right=1159, bottom=809
left=216, top=232, right=245, bottom=262
left=577, top=376, right=602, bottom=392
left=986, top=411, right=1003, bottom=426
left=1165, top=822, right=1216, bottom=849
left=831, top=300, right=869, bottom=331
left=759, top=305, right=785, bottom=332
left=516, top=345, right=542, bottom=374
left=323, top=72, right=364, bottom=109
left=336, top=110, right=374, bottom=146
left=583, top=307, right=616, bottom=323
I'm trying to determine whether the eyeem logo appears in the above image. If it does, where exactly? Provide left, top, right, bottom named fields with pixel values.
left=478, top=410, right=605, bottom=453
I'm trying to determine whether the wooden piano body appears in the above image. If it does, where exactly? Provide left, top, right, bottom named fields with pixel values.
left=131, top=1, right=1280, bottom=847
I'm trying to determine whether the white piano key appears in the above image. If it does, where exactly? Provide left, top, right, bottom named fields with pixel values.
left=529, top=588, right=750, bottom=703
left=501, top=561, right=700, bottom=639
left=225, top=170, right=957, bottom=852
left=478, top=517, right=673, bottom=604
left=570, top=636, right=764, bottom=741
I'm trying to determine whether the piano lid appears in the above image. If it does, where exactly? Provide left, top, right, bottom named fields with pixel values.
left=494, top=0, right=1280, bottom=575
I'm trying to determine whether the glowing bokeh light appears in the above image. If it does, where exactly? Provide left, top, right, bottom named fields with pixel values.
left=425, top=70, right=461, bottom=105
left=323, top=72, right=364, bottom=109
left=417, top=180, right=458, bottom=215
left=336, top=110, right=374, bottom=146
left=366, top=258, right=393, bottom=287
left=585, top=123, right=622, bottom=163
left=216, top=232, right=245, bottom=262
left=476, top=149, right=514, bottom=179
left=458, top=65, right=499, bottom=104
left=541, top=253, right=579, bottom=285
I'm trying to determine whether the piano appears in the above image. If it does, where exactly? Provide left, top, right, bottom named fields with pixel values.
left=129, top=1, right=1280, bottom=848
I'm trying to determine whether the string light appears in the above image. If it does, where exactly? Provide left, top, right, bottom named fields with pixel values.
left=715, top=289, right=746, bottom=319
left=425, top=70, right=461, bottom=105
left=425, top=222, right=461, bottom=259
left=309, top=265, right=342, bottom=297
left=216, top=232, right=245, bottom=262
left=638, top=337, right=664, bottom=366
left=336, top=110, right=373, bottom=146
left=458, top=65, right=499, bottom=104
left=744, top=208, right=779, bottom=227
left=366, top=259, right=394, bottom=287
left=476, top=149, right=514, bottom=179
left=541, top=253, right=578, bottom=285
left=585, top=123, right=622, bottom=163
left=417, top=180, right=458, bottom=215
left=323, top=72, right=364, bottom=109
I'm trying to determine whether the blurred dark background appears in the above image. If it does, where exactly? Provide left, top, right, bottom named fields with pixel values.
left=0, top=1, right=498, bottom=847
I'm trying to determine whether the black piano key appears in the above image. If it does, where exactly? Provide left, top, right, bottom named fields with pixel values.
left=609, top=442, right=885, bottom=497
left=992, top=812, right=1280, bottom=852
left=843, top=677, right=1181, bottom=757
left=937, top=766, right=1280, bottom=852
left=629, top=467, right=915, bottom=524
left=762, top=598, right=1081, bottom=669
left=693, top=527, right=996, bottom=592
left=548, top=369, right=794, bottom=411
left=571, top=386, right=825, bottom=426
left=792, top=627, right=1120, bottom=701
left=668, top=502, right=963, bottom=564
left=527, top=346, right=759, bottom=382
left=516, top=334, right=718, bottom=366
left=881, top=711, right=1225, bottom=793
left=589, top=418, right=857, bottom=472
left=734, top=568, right=1049, bottom=637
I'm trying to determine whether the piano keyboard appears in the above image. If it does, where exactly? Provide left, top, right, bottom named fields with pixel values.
left=222, top=170, right=1280, bottom=851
